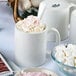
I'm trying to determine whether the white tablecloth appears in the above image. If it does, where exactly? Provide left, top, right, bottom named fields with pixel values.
left=0, top=2, right=69, bottom=76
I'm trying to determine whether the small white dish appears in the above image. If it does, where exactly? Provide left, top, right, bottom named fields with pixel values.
left=15, top=68, right=58, bottom=76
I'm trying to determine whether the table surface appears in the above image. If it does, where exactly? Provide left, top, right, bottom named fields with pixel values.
left=0, top=2, right=70, bottom=76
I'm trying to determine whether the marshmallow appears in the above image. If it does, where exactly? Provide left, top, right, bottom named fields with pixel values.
left=16, top=15, right=45, bottom=33
left=55, top=44, right=76, bottom=67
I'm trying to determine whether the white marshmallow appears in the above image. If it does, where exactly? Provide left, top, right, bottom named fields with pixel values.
left=55, top=44, right=76, bottom=67
left=16, top=15, right=45, bottom=33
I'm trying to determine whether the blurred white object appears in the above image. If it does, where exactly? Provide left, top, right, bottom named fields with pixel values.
left=19, top=0, right=31, bottom=11
left=70, top=10, right=76, bottom=44
left=18, top=0, right=43, bottom=11
left=31, top=0, right=43, bottom=7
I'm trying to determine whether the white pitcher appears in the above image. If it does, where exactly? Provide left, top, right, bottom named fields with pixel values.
left=38, top=0, right=76, bottom=41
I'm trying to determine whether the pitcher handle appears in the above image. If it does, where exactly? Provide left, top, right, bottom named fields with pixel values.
left=69, top=3, right=76, bottom=24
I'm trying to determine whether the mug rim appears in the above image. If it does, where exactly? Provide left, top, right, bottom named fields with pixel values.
left=15, top=25, right=47, bottom=35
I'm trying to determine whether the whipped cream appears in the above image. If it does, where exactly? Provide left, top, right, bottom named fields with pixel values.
left=55, top=44, right=76, bottom=67
left=16, top=15, right=45, bottom=33
left=17, top=72, right=48, bottom=76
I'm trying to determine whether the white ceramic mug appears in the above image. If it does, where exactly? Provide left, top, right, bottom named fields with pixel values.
left=15, top=25, right=60, bottom=67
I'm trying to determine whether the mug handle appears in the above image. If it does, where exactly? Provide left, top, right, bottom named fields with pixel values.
left=48, top=27, right=61, bottom=44
left=46, top=27, right=61, bottom=55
